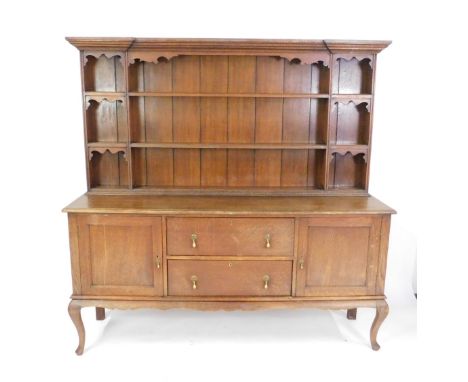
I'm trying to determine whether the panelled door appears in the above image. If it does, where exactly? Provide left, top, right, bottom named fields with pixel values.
left=77, top=214, right=163, bottom=296
left=295, top=216, right=382, bottom=297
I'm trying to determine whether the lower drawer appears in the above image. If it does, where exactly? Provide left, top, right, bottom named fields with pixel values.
left=167, top=260, right=292, bottom=296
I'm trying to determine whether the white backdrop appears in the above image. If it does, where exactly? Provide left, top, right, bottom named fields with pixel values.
left=1, top=0, right=465, bottom=380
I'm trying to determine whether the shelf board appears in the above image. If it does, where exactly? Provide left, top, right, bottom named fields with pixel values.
left=130, top=143, right=327, bottom=150
left=128, top=92, right=329, bottom=99
left=330, top=144, right=368, bottom=152
left=332, top=94, right=372, bottom=100
left=88, top=186, right=368, bottom=196
left=326, top=186, right=367, bottom=193
left=88, top=142, right=127, bottom=148
left=89, top=185, right=130, bottom=191
left=85, top=92, right=126, bottom=97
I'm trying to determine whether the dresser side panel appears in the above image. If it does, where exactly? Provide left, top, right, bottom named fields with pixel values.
left=68, top=214, right=82, bottom=295
left=376, top=215, right=391, bottom=295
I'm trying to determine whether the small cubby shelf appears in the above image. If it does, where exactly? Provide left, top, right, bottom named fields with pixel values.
left=85, top=97, right=127, bottom=143
left=88, top=148, right=129, bottom=189
left=68, top=39, right=390, bottom=195
left=329, top=100, right=371, bottom=145
left=83, top=53, right=125, bottom=92
left=328, top=151, right=368, bottom=190
left=332, top=55, right=373, bottom=95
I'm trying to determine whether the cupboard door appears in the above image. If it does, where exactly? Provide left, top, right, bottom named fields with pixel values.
left=295, top=216, right=381, bottom=297
left=77, top=215, right=163, bottom=296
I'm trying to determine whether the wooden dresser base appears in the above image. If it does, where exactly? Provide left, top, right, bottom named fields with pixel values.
left=64, top=194, right=394, bottom=354
left=68, top=298, right=389, bottom=355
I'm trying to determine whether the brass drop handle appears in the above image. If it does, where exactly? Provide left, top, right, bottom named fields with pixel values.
left=263, top=275, right=270, bottom=289
left=299, top=259, right=304, bottom=270
left=191, top=275, right=198, bottom=290
left=265, top=233, right=271, bottom=248
left=156, top=256, right=161, bottom=269
left=191, top=234, right=198, bottom=248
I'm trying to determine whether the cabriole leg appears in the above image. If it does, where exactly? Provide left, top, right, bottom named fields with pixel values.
left=68, top=300, right=85, bottom=355
left=347, top=308, right=357, bottom=320
left=96, top=307, right=106, bottom=321
left=370, top=300, right=389, bottom=351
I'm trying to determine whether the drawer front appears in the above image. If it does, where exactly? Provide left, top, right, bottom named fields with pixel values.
left=166, top=217, right=294, bottom=256
left=168, top=260, right=292, bottom=296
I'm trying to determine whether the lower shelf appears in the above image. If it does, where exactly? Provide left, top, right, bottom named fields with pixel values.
left=88, top=186, right=368, bottom=196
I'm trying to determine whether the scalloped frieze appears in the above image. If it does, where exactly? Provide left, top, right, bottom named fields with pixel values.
left=335, top=54, right=373, bottom=69
left=88, top=147, right=127, bottom=161
left=330, top=151, right=368, bottom=163
left=332, top=100, right=370, bottom=112
left=128, top=51, right=330, bottom=66
left=83, top=52, right=123, bottom=65
left=85, top=97, right=124, bottom=109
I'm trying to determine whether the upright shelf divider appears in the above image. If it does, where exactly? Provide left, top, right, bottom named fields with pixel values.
left=124, top=50, right=133, bottom=190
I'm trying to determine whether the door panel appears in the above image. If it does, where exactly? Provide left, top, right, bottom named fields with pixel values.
left=78, top=215, right=163, bottom=296
left=295, top=216, right=382, bottom=297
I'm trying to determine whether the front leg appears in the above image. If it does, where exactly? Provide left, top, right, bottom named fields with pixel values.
left=370, top=300, right=389, bottom=351
left=68, top=301, right=85, bottom=355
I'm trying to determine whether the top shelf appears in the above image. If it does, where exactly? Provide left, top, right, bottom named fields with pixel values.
left=84, top=91, right=372, bottom=100
left=82, top=52, right=375, bottom=96
left=128, top=92, right=329, bottom=98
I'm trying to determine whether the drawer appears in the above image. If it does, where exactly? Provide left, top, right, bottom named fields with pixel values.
left=166, top=217, right=294, bottom=256
left=167, top=260, right=292, bottom=296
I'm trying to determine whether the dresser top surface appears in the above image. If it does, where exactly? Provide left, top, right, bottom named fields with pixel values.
left=63, top=194, right=395, bottom=215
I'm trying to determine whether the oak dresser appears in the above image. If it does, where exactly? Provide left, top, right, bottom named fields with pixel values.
left=64, top=37, right=395, bottom=354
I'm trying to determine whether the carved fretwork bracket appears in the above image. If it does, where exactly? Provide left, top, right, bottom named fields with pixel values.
left=85, top=97, right=124, bottom=109
left=83, top=52, right=122, bottom=65
left=330, top=151, right=368, bottom=163
left=333, top=100, right=371, bottom=112
left=88, top=147, right=127, bottom=161
left=281, top=52, right=329, bottom=66
left=128, top=51, right=177, bottom=65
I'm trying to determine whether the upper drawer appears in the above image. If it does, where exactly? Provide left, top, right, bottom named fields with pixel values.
left=166, top=217, right=294, bottom=256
